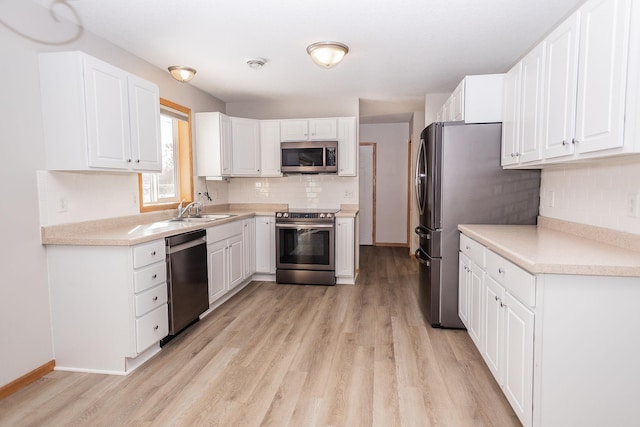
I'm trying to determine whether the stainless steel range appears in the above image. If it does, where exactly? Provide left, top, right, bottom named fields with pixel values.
left=275, top=209, right=338, bottom=285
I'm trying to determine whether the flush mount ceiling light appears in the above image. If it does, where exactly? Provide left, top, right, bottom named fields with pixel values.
left=306, top=41, right=349, bottom=69
left=168, top=65, right=197, bottom=83
left=246, top=58, right=266, bottom=69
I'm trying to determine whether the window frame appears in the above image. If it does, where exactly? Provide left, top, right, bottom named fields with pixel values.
left=138, top=98, right=193, bottom=212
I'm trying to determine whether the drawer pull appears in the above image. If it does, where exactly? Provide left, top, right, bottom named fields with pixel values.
left=153, top=325, right=159, bottom=330
left=152, top=274, right=157, bottom=279
left=495, top=295, right=500, bottom=301
left=151, top=251, right=156, bottom=256
left=500, top=301, right=507, bottom=308
left=498, top=268, right=505, bottom=274
left=153, top=296, right=158, bottom=302
left=466, top=245, right=470, bottom=250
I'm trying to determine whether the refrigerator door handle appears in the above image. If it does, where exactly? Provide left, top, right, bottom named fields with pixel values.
left=414, top=226, right=430, bottom=239
left=415, top=249, right=431, bottom=267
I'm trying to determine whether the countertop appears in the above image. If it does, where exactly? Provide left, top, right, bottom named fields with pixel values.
left=41, top=203, right=359, bottom=246
left=458, top=217, right=640, bottom=277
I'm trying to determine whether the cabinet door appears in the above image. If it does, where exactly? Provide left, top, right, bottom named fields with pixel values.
left=335, top=218, right=355, bottom=277
left=207, top=240, right=227, bottom=303
left=502, top=292, right=534, bottom=427
left=501, top=63, right=521, bottom=166
left=280, top=120, right=309, bottom=141
left=243, top=219, right=255, bottom=279
left=83, top=55, right=132, bottom=169
left=228, top=234, right=244, bottom=290
left=483, top=275, right=504, bottom=383
left=518, top=43, right=545, bottom=163
left=255, top=217, right=275, bottom=273
left=451, top=80, right=465, bottom=121
left=128, top=75, right=161, bottom=171
left=309, top=118, right=337, bottom=140
left=458, top=253, right=470, bottom=328
left=468, top=261, right=484, bottom=349
left=259, top=120, right=282, bottom=177
left=542, top=12, right=580, bottom=159
left=574, top=0, right=631, bottom=154
left=338, top=117, right=357, bottom=176
left=231, top=117, right=261, bottom=175
left=221, top=114, right=233, bottom=175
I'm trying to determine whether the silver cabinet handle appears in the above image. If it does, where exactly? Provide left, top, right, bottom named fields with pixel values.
left=151, top=251, right=156, bottom=256
left=152, top=274, right=157, bottom=279
left=127, top=159, right=132, bottom=163
left=466, top=245, right=471, bottom=250
left=153, top=296, right=158, bottom=302
left=572, top=138, right=578, bottom=144
left=500, top=301, right=507, bottom=308
left=562, top=140, right=568, bottom=146
left=153, top=325, right=159, bottom=330
left=498, top=268, right=505, bottom=274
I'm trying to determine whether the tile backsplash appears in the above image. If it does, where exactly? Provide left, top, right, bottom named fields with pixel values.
left=539, top=156, right=640, bottom=234
left=227, top=174, right=358, bottom=209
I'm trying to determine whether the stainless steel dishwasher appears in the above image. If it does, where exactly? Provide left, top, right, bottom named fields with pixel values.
left=162, top=229, right=208, bottom=345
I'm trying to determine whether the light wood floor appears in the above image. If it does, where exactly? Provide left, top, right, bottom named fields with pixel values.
left=0, top=246, right=519, bottom=426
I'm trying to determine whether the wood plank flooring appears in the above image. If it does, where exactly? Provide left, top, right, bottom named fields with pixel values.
left=0, top=246, right=519, bottom=426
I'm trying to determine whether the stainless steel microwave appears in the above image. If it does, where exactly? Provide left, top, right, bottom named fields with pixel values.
left=281, top=141, right=338, bottom=174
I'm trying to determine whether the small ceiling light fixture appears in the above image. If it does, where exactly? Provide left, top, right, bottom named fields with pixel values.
left=306, top=41, right=349, bottom=69
left=168, top=65, right=197, bottom=83
left=246, top=58, right=266, bottom=69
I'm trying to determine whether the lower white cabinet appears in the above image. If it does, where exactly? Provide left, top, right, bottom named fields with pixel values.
left=459, top=231, right=640, bottom=426
left=206, top=221, right=245, bottom=305
left=47, top=239, right=168, bottom=375
left=335, top=215, right=359, bottom=284
left=255, top=215, right=276, bottom=274
left=243, top=219, right=256, bottom=279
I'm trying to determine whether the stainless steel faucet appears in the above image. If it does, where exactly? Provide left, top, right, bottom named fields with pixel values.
left=176, top=200, right=202, bottom=219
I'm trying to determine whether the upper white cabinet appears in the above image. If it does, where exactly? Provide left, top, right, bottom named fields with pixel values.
left=259, top=120, right=282, bottom=177
left=437, top=74, right=505, bottom=123
left=280, top=118, right=337, bottom=141
left=230, top=117, right=260, bottom=176
left=195, top=112, right=232, bottom=178
left=39, top=51, right=161, bottom=172
left=505, top=0, right=638, bottom=168
left=338, top=117, right=357, bottom=176
left=501, top=43, right=545, bottom=166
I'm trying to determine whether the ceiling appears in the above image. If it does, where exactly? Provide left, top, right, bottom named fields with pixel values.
left=29, top=0, right=583, bottom=106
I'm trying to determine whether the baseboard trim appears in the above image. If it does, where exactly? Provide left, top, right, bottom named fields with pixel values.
left=374, top=242, right=409, bottom=248
left=0, top=360, right=55, bottom=400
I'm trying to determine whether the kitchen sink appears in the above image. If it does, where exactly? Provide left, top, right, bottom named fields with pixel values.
left=169, top=214, right=236, bottom=223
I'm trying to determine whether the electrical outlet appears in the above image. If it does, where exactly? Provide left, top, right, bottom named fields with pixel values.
left=344, top=190, right=354, bottom=198
left=57, top=196, right=68, bottom=213
left=627, top=193, right=640, bottom=218
left=132, top=193, right=138, bottom=206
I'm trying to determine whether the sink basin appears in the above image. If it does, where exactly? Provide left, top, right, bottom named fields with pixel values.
left=169, top=214, right=236, bottom=223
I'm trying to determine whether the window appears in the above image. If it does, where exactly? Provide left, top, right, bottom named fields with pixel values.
left=138, top=98, right=193, bottom=212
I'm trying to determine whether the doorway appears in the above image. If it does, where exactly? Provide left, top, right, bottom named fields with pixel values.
left=359, top=143, right=376, bottom=245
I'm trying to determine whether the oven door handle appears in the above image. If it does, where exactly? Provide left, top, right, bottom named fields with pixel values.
left=275, top=223, right=335, bottom=230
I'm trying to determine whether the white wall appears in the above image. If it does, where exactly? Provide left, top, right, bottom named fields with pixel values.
left=360, top=123, right=410, bottom=245
left=0, top=2, right=224, bottom=388
left=540, top=157, right=640, bottom=234
left=226, top=97, right=359, bottom=119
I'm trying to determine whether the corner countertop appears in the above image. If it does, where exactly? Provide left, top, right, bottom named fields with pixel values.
left=458, top=217, right=640, bottom=277
left=41, top=203, right=359, bottom=246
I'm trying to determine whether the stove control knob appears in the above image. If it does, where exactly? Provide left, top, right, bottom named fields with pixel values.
left=319, top=213, right=325, bottom=218
left=283, top=212, right=289, bottom=218
left=276, top=212, right=282, bottom=218
left=327, top=213, right=333, bottom=219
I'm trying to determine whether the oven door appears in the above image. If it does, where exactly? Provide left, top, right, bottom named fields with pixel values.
left=276, top=223, right=335, bottom=271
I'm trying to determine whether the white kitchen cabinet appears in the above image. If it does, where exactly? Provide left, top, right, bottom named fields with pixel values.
left=438, top=74, right=505, bottom=124
left=280, top=118, right=337, bottom=141
left=231, top=117, right=261, bottom=176
left=196, top=112, right=232, bottom=178
left=39, top=51, right=161, bottom=172
left=459, top=233, right=486, bottom=348
left=501, top=43, right=545, bottom=166
left=337, top=117, right=358, bottom=176
left=259, top=120, right=282, bottom=177
left=47, top=239, right=168, bottom=375
left=206, top=221, right=245, bottom=304
left=243, top=219, right=256, bottom=279
left=335, top=216, right=358, bottom=284
left=458, top=253, right=471, bottom=327
left=507, top=0, right=637, bottom=167
left=255, top=216, right=276, bottom=274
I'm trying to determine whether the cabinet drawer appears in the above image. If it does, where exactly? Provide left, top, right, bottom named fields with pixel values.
left=486, top=250, right=535, bottom=306
left=135, top=283, right=168, bottom=317
left=207, top=220, right=243, bottom=243
left=460, top=233, right=486, bottom=267
left=135, top=304, right=168, bottom=353
left=132, top=240, right=165, bottom=268
left=133, top=262, right=166, bottom=293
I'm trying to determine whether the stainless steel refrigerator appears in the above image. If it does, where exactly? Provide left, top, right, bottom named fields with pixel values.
left=414, top=122, right=540, bottom=328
